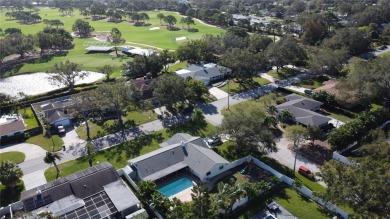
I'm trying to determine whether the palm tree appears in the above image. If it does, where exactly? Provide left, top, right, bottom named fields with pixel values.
left=43, top=151, right=63, bottom=179
left=0, top=161, right=23, bottom=188
left=213, top=182, right=246, bottom=216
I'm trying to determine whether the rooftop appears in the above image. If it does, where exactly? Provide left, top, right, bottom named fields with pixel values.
left=0, top=119, right=26, bottom=137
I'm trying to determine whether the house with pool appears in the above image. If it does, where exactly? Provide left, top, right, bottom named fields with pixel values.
left=127, top=133, right=231, bottom=200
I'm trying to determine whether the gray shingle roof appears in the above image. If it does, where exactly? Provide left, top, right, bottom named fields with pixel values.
left=45, top=109, right=72, bottom=124
left=175, top=63, right=231, bottom=80
left=276, top=94, right=330, bottom=126
left=159, top=133, right=195, bottom=147
left=129, top=133, right=229, bottom=181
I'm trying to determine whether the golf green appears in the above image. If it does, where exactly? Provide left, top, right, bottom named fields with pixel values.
left=1, top=8, right=225, bottom=75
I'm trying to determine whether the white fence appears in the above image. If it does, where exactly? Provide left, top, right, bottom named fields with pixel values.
left=246, top=155, right=349, bottom=219
left=333, top=151, right=354, bottom=166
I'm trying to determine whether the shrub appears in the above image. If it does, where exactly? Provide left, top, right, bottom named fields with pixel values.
left=188, top=28, right=199, bottom=32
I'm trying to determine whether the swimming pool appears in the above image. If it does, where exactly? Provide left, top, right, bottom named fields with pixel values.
left=158, top=177, right=193, bottom=197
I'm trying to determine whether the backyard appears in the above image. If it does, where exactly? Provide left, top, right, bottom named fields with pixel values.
left=1, top=8, right=224, bottom=75
left=18, top=107, right=39, bottom=129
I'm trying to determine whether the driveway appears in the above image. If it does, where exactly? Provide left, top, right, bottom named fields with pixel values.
left=0, top=143, right=47, bottom=161
left=284, top=85, right=307, bottom=94
left=268, top=137, right=321, bottom=173
left=22, top=170, right=47, bottom=191
left=259, top=73, right=276, bottom=82
left=209, top=87, right=228, bottom=100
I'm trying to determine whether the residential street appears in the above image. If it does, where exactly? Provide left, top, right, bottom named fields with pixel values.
left=12, top=71, right=313, bottom=189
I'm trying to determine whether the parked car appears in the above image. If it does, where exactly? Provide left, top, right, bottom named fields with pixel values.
left=304, top=89, right=313, bottom=95
left=298, top=166, right=315, bottom=181
left=205, top=136, right=222, bottom=146
left=57, top=126, right=65, bottom=134
left=379, top=45, right=387, bottom=50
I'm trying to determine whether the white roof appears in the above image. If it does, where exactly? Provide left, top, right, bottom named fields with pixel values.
left=176, top=69, right=192, bottom=75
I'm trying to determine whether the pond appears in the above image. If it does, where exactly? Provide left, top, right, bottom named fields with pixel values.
left=0, top=72, right=104, bottom=98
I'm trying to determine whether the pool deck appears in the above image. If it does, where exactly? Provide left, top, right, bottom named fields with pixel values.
left=169, top=186, right=194, bottom=202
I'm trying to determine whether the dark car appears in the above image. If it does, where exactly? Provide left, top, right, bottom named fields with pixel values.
left=379, top=45, right=387, bottom=50
left=298, top=166, right=315, bottom=181
left=304, top=89, right=313, bottom=95
left=205, top=136, right=223, bottom=146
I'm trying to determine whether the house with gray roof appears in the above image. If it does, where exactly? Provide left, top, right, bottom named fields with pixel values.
left=129, top=133, right=230, bottom=182
left=8, top=162, right=147, bottom=219
left=175, top=63, right=231, bottom=85
left=276, top=94, right=330, bottom=127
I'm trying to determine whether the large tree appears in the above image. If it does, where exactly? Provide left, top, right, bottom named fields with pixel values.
left=123, top=54, right=163, bottom=78
left=70, top=91, right=97, bottom=141
left=191, top=183, right=215, bottom=219
left=72, top=19, right=94, bottom=37
left=308, top=48, right=349, bottom=76
left=152, top=74, right=186, bottom=109
left=219, top=101, right=276, bottom=156
left=337, top=56, right=390, bottom=107
left=283, top=125, right=308, bottom=173
left=176, top=39, right=213, bottom=63
left=91, top=81, right=136, bottom=140
left=320, top=133, right=390, bottom=217
left=300, top=14, right=328, bottom=45
left=266, top=35, right=307, bottom=72
left=5, top=33, right=36, bottom=58
left=0, top=161, right=23, bottom=188
left=48, top=60, right=89, bottom=92
left=185, top=78, right=209, bottom=101
left=220, top=48, right=266, bottom=84
left=43, top=151, right=63, bottom=179
left=157, top=13, right=165, bottom=25
left=98, top=64, right=116, bottom=81
left=164, top=15, right=177, bottom=29
left=108, top=28, right=125, bottom=57
left=322, top=28, right=370, bottom=56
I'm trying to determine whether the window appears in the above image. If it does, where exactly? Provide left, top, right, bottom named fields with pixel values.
left=206, top=171, right=211, bottom=176
left=219, top=166, right=224, bottom=170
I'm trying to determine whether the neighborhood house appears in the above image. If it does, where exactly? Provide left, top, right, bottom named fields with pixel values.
left=16, top=162, right=147, bottom=219
left=128, top=133, right=230, bottom=182
left=276, top=94, right=330, bottom=127
left=175, top=63, right=231, bottom=85
left=0, top=114, right=26, bottom=141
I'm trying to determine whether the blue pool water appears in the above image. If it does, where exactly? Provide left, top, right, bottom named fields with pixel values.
left=158, top=177, right=193, bottom=197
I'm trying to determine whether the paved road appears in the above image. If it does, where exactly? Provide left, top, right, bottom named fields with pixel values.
left=16, top=71, right=311, bottom=189
left=0, top=143, right=46, bottom=161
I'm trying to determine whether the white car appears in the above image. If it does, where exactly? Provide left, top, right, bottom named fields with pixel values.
left=58, top=126, right=65, bottom=134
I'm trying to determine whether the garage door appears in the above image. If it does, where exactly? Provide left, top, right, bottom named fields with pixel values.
left=53, top=119, right=71, bottom=127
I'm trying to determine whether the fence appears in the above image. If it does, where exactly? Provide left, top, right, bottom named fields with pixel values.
left=246, top=155, right=349, bottom=219
left=333, top=151, right=354, bottom=166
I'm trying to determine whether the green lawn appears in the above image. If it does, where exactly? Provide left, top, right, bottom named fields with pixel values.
left=26, top=134, right=64, bottom=151
left=18, top=107, right=39, bottom=129
left=1, top=8, right=224, bottom=75
left=167, top=61, right=189, bottom=72
left=294, top=173, right=327, bottom=194
left=220, top=77, right=270, bottom=94
left=76, top=110, right=158, bottom=140
left=274, top=188, right=331, bottom=219
left=320, top=108, right=355, bottom=123
left=45, top=121, right=216, bottom=181
left=0, top=152, right=26, bottom=164
left=268, top=68, right=300, bottom=80
left=297, top=75, right=329, bottom=90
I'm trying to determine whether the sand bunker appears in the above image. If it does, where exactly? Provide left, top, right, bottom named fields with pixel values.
left=149, top=27, right=160, bottom=30
left=175, top=36, right=187, bottom=41
left=0, top=72, right=105, bottom=98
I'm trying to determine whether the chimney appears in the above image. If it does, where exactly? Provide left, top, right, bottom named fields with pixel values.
left=84, top=185, right=87, bottom=189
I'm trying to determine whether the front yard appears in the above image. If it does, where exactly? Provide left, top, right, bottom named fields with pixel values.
left=26, top=133, right=64, bottom=151
left=219, top=77, right=270, bottom=94
left=297, top=75, right=330, bottom=90
left=0, top=152, right=25, bottom=164
left=75, top=110, right=158, bottom=140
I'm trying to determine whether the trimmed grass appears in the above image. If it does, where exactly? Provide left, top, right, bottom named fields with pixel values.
left=268, top=68, right=300, bottom=80
left=233, top=172, right=249, bottom=185
left=297, top=76, right=329, bottom=90
left=273, top=188, right=330, bottom=219
left=26, top=134, right=64, bottom=151
left=294, top=173, right=326, bottom=194
left=45, top=121, right=216, bottom=181
left=18, top=107, right=39, bottom=129
left=167, top=61, right=189, bottom=72
left=0, top=152, right=26, bottom=164
left=220, top=77, right=270, bottom=94
left=320, top=108, right=354, bottom=123
left=75, top=110, right=158, bottom=140
left=1, top=8, right=224, bottom=75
